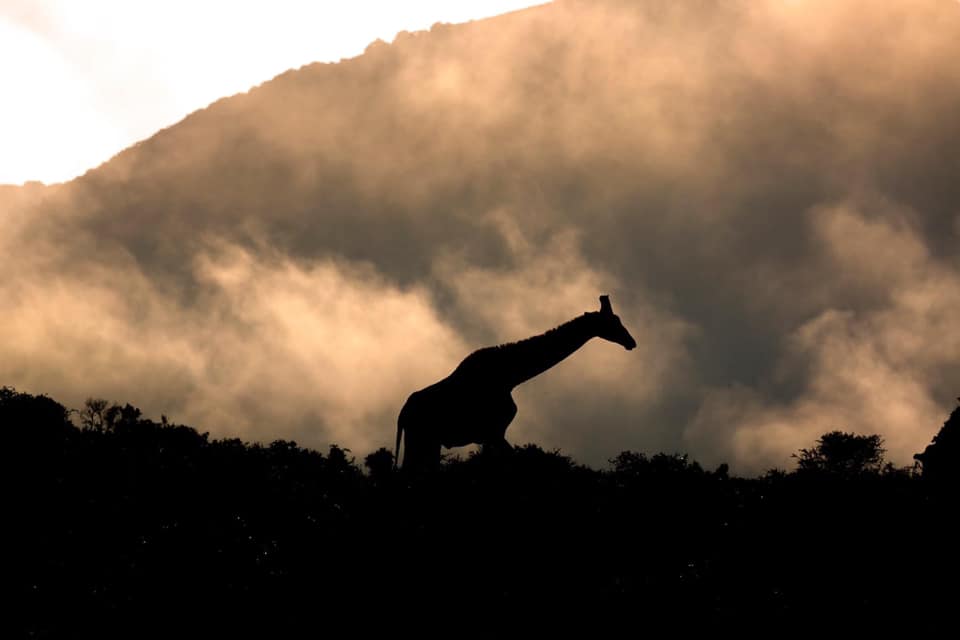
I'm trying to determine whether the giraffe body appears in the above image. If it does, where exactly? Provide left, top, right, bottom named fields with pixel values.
left=395, top=295, right=636, bottom=470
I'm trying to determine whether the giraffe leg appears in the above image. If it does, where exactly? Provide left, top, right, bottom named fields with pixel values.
left=482, top=396, right=516, bottom=457
left=402, top=429, right=441, bottom=472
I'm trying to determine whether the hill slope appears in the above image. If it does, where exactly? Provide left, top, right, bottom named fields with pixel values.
left=3, top=0, right=960, bottom=471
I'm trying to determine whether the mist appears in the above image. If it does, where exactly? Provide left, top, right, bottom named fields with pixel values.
left=2, top=0, right=959, bottom=472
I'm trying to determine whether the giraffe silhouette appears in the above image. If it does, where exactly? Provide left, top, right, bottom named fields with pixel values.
left=395, top=295, right=637, bottom=470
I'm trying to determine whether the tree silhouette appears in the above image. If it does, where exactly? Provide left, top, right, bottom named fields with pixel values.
left=364, top=447, right=395, bottom=482
left=793, top=431, right=886, bottom=476
left=610, top=450, right=705, bottom=477
left=79, top=397, right=110, bottom=431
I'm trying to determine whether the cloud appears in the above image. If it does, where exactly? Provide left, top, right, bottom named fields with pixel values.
left=3, top=0, right=960, bottom=470
left=687, top=202, right=960, bottom=473
left=0, top=236, right=466, bottom=452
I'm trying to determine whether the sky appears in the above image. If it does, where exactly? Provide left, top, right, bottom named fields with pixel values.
left=0, top=0, right=541, bottom=185
left=2, top=0, right=959, bottom=474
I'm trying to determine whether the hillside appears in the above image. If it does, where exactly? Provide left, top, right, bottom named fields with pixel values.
left=3, top=0, right=960, bottom=471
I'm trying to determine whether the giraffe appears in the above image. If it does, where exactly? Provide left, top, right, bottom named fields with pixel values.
left=395, top=295, right=637, bottom=470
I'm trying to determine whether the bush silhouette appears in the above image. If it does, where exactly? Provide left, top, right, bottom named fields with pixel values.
left=793, top=430, right=886, bottom=477
left=363, top=447, right=395, bottom=481
left=2, top=385, right=958, bottom=634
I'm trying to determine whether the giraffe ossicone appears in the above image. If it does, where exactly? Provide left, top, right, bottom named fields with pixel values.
left=395, top=295, right=637, bottom=470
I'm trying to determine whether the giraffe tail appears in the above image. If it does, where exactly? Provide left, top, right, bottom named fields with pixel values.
left=394, top=414, right=404, bottom=470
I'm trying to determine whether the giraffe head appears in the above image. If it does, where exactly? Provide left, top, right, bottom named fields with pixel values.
left=595, top=295, right=637, bottom=351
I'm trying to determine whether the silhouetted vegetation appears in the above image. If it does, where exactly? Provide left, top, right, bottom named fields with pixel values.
left=915, top=399, right=960, bottom=491
left=3, top=386, right=958, bottom=634
left=793, top=430, right=887, bottom=477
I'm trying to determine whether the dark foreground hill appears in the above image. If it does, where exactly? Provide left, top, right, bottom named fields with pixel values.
left=4, top=387, right=958, bottom=635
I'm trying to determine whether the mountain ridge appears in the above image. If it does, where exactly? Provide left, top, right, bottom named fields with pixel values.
left=3, top=0, right=960, bottom=471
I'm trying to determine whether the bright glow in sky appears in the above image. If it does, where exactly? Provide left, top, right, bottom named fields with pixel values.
left=0, top=1, right=542, bottom=185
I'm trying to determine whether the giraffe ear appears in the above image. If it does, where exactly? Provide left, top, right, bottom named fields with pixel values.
left=599, top=295, right=613, bottom=314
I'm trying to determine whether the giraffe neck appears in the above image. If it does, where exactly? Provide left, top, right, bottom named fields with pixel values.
left=494, top=313, right=599, bottom=389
